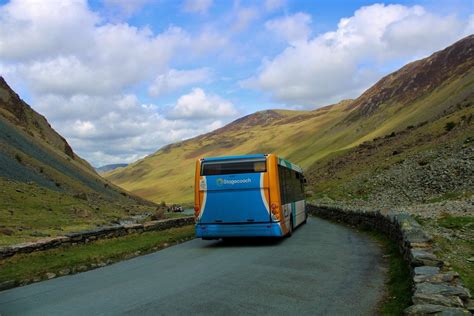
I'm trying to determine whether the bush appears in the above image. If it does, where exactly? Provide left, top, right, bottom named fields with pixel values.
left=445, top=121, right=456, bottom=131
left=14, top=153, right=22, bottom=163
left=150, top=207, right=165, bottom=220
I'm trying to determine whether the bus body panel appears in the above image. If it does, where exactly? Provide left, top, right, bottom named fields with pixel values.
left=196, top=222, right=282, bottom=238
left=281, top=199, right=307, bottom=228
left=198, top=172, right=270, bottom=224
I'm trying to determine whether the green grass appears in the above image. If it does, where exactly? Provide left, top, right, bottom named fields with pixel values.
left=0, top=225, right=195, bottom=284
left=0, top=178, right=156, bottom=246
left=433, top=236, right=474, bottom=293
left=365, top=230, right=412, bottom=315
left=419, top=216, right=474, bottom=293
left=437, top=215, right=474, bottom=230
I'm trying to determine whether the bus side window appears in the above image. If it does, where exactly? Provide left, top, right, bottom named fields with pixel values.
left=285, top=168, right=292, bottom=203
left=278, top=166, right=286, bottom=204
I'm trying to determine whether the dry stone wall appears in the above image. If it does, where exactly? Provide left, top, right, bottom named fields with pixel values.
left=307, top=203, right=473, bottom=315
left=0, top=216, right=194, bottom=260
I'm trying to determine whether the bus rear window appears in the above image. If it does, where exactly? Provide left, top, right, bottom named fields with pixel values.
left=201, top=159, right=266, bottom=175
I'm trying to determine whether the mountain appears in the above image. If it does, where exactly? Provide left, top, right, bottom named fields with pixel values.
left=105, top=35, right=474, bottom=205
left=0, top=78, right=156, bottom=246
left=96, top=164, right=128, bottom=174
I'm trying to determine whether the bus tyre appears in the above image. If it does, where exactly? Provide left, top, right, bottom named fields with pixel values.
left=287, top=219, right=293, bottom=237
left=303, top=214, right=308, bottom=225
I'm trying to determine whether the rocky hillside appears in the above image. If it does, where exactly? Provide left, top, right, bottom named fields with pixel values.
left=309, top=104, right=473, bottom=209
left=106, top=35, right=474, bottom=205
left=0, top=78, right=156, bottom=246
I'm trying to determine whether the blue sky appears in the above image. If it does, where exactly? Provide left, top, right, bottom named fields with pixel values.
left=0, top=0, right=472, bottom=166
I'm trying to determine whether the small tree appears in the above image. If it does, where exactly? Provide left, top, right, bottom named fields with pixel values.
left=14, top=153, right=22, bottom=163
left=445, top=121, right=456, bottom=132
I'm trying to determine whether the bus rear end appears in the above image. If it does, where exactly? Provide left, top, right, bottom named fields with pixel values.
left=194, top=155, right=283, bottom=239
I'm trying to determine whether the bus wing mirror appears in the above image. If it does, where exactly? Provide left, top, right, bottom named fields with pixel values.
left=303, top=178, right=307, bottom=184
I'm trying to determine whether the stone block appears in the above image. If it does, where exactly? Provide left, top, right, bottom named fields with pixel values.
left=412, top=293, right=464, bottom=307
left=404, top=304, right=470, bottom=315
left=415, top=283, right=471, bottom=301
left=415, top=271, right=460, bottom=284
left=410, top=249, right=444, bottom=267
left=414, top=266, right=440, bottom=276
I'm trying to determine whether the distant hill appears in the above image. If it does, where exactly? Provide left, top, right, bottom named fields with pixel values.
left=96, top=164, right=128, bottom=174
left=0, top=77, right=156, bottom=246
left=105, top=35, right=474, bottom=205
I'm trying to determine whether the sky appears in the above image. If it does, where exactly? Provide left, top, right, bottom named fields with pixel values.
left=0, top=0, right=472, bottom=167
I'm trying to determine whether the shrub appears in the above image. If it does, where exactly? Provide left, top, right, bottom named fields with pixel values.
left=445, top=121, right=456, bottom=131
left=14, top=153, right=22, bottom=163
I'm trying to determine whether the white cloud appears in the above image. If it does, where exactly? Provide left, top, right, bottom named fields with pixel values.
left=168, top=88, right=237, bottom=120
left=233, top=7, right=259, bottom=32
left=265, top=13, right=312, bottom=44
left=264, top=0, right=286, bottom=12
left=0, top=0, right=233, bottom=166
left=103, top=0, right=151, bottom=18
left=73, top=120, right=96, bottom=137
left=382, top=14, right=464, bottom=59
left=246, top=4, right=472, bottom=106
left=0, top=0, right=98, bottom=61
left=183, top=0, right=213, bottom=15
left=11, top=24, right=188, bottom=96
left=36, top=92, right=234, bottom=166
left=0, top=1, right=213, bottom=97
left=466, top=15, right=474, bottom=35
left=148, top=68, right=212, bottom=97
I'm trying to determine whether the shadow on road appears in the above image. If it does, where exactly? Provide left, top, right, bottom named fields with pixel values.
left=203, top=237, right=285, bottom=248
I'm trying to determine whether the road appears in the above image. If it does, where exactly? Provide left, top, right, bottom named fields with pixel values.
left=0, top=217, right=387, bottom=315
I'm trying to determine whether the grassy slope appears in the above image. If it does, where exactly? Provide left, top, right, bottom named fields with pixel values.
left=0, top=79, right=157, bottom=246
left=106, top=68, right=474, bottom=204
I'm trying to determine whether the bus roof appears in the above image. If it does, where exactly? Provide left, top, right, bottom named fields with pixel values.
left=201, top=154, right=303, bottom=174
left=201, top=154, right=266, bottom=162
left=277, top=157, right=303, bottom=174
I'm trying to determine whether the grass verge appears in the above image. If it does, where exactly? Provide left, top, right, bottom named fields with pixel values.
left=437, top=215, right=474, bottom=230
left=365, top=230, right=412, bottom=315
left=417, top=215, right=474, bottom=293
left=0, top=225, right=195, bottom=287
left=433, top=236, right=474, bottom=293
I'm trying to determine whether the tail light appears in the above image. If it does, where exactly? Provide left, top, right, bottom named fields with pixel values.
left=270, top=203, right=280, bottom=220
left=194, top=206, right=200, bottom=217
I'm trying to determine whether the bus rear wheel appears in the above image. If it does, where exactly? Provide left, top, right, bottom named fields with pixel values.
left=286, top=218, right=293, bottom=237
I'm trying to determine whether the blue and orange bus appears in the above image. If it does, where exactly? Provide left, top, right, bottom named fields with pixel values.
left=194, top=154, right=307, bottom=239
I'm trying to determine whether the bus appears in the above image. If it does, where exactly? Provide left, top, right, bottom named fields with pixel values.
left=194, top=154, right=307, bottom=239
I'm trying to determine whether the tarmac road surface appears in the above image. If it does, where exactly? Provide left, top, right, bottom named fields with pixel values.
left=0, top=217, right=386, bottom=315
